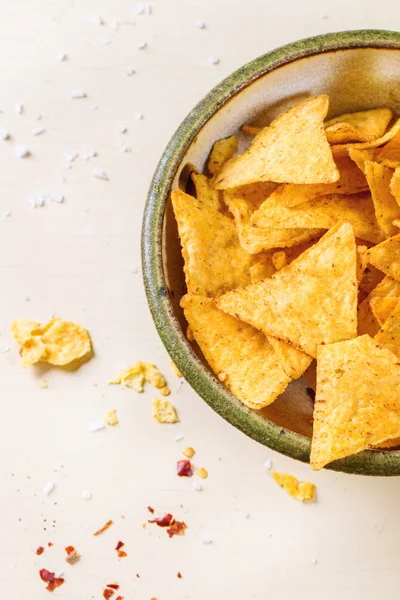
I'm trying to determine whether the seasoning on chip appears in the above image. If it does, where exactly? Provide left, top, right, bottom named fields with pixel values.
left=152, top=398, right=179, bottom=423
left=324, top=107, right=393, bottom=143
left=331, top=118, right=400, bottom=160
left=272, top=471, right=315, bottom=502
left=108, top=362, right=167, bottom=393
left=370, top=297, right=400, bottom=327
left=207, top=136, right=238, bottom=175
left=375, top=301, right=400, bottom=358
left=358, top=276, right=400, bottom=336
left=367, top=233, right=400, bottom=280
left=365, top=161, right=400, bottom=238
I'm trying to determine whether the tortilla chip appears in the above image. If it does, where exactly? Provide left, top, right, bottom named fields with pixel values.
left=251, top=191, right=382, bottom=245
left=325, top=107, right=393, bottom=142
left=214, top=96, right=339, bottom=188
left=370, top=297, right=400, bottom=327
left=356, top=245, right=369, bottom=283
left=181, top=295, right=311, bottom=410
left=358, top=276, right=400, bottom=336
left=365, top=162, right=399, bottom=238
left=216, top=222, right=357, bottom=358
left=171, top=189, right=253, bottom=296
left=375, top=131, right=400, bottom=168
left=348, top=148, right=377, bottom=174
left=311, top=335, right=400, bottom=470
left=270, top=157, right=368, bottom=208
left=359, top=264, right=385, bottom=295
left=223, top=188, right=322, bottom=254
left=325, top=122, right=369, bottom=144
left=331, top=118, right=400, bottom=160
left=367, top=233, right=400, bottom=280
left=390, top=168, right=400, bottom=205
left=241, top=124, right=262, bottom=135
left=250, top=239, right=320, bottom=283
left=11, top=319, right=41, bottom=344
left=191, top=172, right=221, bottom=211
left=272, top=471, right=315, bottom=502
left=39, top=318, right=92, bottom=366
left=208, top=136, right=238, bottom=175
left=375, top=301, right=400, bottom=359
left=152, top=398, right=179, bottom=423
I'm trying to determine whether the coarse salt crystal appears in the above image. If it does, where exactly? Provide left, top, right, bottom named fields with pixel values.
left=29, top=196, right=45, bottom=209
left=119, top=126, right=128, bottom=134
left=0, top=128, right=10, bottom=140
left=208, top=56, right=220, bottom=65
left=2, top=347, right=10, bottom=353
left=242, top=511, right=250, bottom=519
left=135, top=112, right=143, bottom=120
left=71, top=90, right=86, bottom=99
left=110, top=20, right=120, bottom=31
left=174, top=434, right=183, bottom=442
left=89, top=420, right=106, bottom=432
left=195, top=21, right=206, bottom=29
left=121, top=145, right=131, bottom=153
left=35, top=113, right=42, bottom=120
left=125, top=67, right=135, bottom=76
left=90, top=13, right=103, bottom=25
left=57, top=52, right=68, bottom=61
left=312, top=558, right=318, bottom=565
left=67, top=152, right=78, bottom=163
left=92, top=167, right=108, bottom=180
left=82, top=148, right=97, bottom=160
left=191, top=480, right=202, bottom=492
left=32, top=127, right=45, bottom=136
left=16, top=103, right=24, bottom=114
left=91, top=104, right=98, bottom=110
left=4, top=211, right=11, bottom=217
left=264, top=459, right=272, bottom=470
left=81, top=489, right=92, bottom=500
left=135, top=3, right=151, bottom=15
left=101, top=38, right=111, bottom=45
left=55, top=571, right=64, bottom=578
left=50, top=193, right=64, bottom=203
left=198, top=532, right=212, bottom=544
left=136, top=41, right=147, bottom=50
left=131, top=265, right=138, bottom=273
left=15, top=146, right=29, bottom=158
left=43, top=481, right=55, bottom=496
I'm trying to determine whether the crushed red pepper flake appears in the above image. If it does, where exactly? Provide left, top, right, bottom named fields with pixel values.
left=147, top=506, right=154, bottom=514
left=46, top=579, right=65, bottom=592
left=117, top=550, right=127, bottom=558
left=115, top=541, right=124, bottom=551
left=48, top=542, right=53, bottom=547
left=167, top=520, right=187, bottom=538
left=106, top=584, right=120, bottom=590
left=39, top=569, right=65, bottom=592
left=103, top=590, right=114, bottom=600
left=65, top=546, right=75, bottom=555
left=149, top=513, right=173, bottom=527
left=115, top=597, right=124, bottom=600
left=94, top=519, right=113, bottom=536
left=136, top=574, right=140, bottom=578
left=177, top=459, right=192, bottom=477
left=36, top=546, right=45, bottom=555
left=177, top=572, right=183, bottom=579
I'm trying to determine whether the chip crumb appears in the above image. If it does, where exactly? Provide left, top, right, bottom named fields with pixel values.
left=183, top=447, right=195, bottom=458
left=65, top=546, right=80, bottom=564
left=39, top=379, right=48, bottom=389
left=109, top=362, right=167, bottom=392
left=43, top=481, right=55, bottom=496
left=32, top=127, right=46, bottom=136
left=170, top=361, right=182, bottom=378
left=93, top=519, right=113, bottom=536
left=152, top=398, right=179, bottom=423
left=104, top=408, right=118, bottom=426
left=15, top=146, right=29, bottom=158
left=70, top=90, right=87, bottom=99
left=272, top=471, right=315, bottom=502
left=198, top=467, right=208, bottom=479
left=272, top=251, right=287, bottom=271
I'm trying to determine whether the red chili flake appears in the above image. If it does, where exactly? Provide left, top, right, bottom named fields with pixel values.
left=115, top=597, right=124, bottom=600
left=65, top=546, right=75, bottom=555
left=103, top=590, right=114, bottom=600
left=36, top=546, right=45, bottom=555
left=94, top=519, right=114, bottom=536
left=39, top=569, right=65, bottom=592
left=177, top=459, right=192, bottom=477
left=48, top=542, right=53, bottom=547
left=177, top=572, right=183, bottom=579
left=117, top=550, right=127, bottom=558
left=39, top=569, right=54, bottom=583
left=46, top=579, right=65, bottom=592
left=136, top=574, right=140, bottom=578
left=167, top=520, right=187, bottom=538
left=148, top=513, right=173, bottom=527
left=147, top=506, right=154, bottom=514
left=106, top=584, right=120, bottom=590
left=115, top=541, right=124, bottom=551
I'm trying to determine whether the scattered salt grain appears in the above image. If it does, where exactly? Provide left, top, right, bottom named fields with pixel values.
left=175, top=434, right=183, bottom=442
left=0, top=128, right=10, bottom=140
left=67, top=152, right=78, bottom=163
left=136, top=41, right=147, bottom=50
left=71, top=90, right=87, bottom=99
left=321, top=14, right=329, bottom=19
left=208, top=56, right=220, bottom=65
left=135, top=112, right=143, bottom=120
left=195, top=21, right=206, bottom=29
left=312, top=558, right=318, bottom=565
left=121, top=145, right=131, bottom=153
left=264, top=459, right=272, bottom=470
left=132, top=265, right=139, bottom=273
left=90, top=13, right=103, bottom=25
left=81, top=490, right=92, bottom=500
left=55, top=571, right=64, bottom=578
left=125, top=67, right=135, bottom=76
left=43, top=481, right=55, bottom=496
left=15, top=103, right=24, bottom=114
left=242, top=511, right=250, bottom=519
left=92, top=167, right=108, bottom=180
left=198, top=532, right=212, bottom=544
left=82, top=148, right=96, bottom=160
left=29, top=196, right=45, bottom=209
left=89, top=420, right=106, bottom=432
left=101, top=39, right=112, bottom=45
left=15, top=146, right=29, bottom=158
left=119, top=126, right=128, bottom=134
left=50, top=193, right=64, bottom=204
left=110, top=20, right=120, bottom=31
left=191, top=480, right=202, bottom=492
left=2, top=347, right=10, bottom=353
left=4, top=211, right=11, bottom=217
left=57, top=52, right=68, bottom=62
left=32, top=127, right=45, bottom=136
left=135, top=3, right=151, bottom=15
left=25, top=296, right=30, bottom=301
left=35, top=113, right=42, bottom=120
left=91, top=104, right=98, bottom=110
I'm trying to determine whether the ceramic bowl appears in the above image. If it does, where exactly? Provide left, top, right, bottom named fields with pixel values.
left=142, top=30, right=400, bottom=475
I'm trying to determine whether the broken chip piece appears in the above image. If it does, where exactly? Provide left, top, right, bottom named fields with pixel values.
left=104, top=408, right=118, bottom=426
left=208, top=136, right=238, bottom=175
left=272, top=471, right=315, bottom=502
left=152, top=398, right=179, bottom=423
left=108, top=362, right=167, bottom=392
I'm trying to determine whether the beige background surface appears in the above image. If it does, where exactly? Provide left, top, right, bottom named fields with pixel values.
left=1, top=1, right=400, bottom=599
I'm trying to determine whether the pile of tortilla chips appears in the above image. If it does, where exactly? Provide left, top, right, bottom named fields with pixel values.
left=171, top=95, right=400, bottom=470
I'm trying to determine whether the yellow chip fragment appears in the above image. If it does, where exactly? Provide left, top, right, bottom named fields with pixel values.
left=311, top=335, right=400, bottom=470
left=39, top=378, right=48, bottom=389
left=365, top=162, right=399, bottom=238
left=217, top=222, right=358, bottom=358
left=214, top=96, right=339, bottom=188
left=152, top=398, right=179, bottom=423
left=21, top=337, right=48, bottom=368
left=272, top=471, right=315, bottom=502
left=11, top=319, right=41, bottom=344
left=104, top=408, right=118, bottom=426
left=271, top=251, right=287, bottom=271
left=208, top=136, right=238, bottom=175
left=108, top=361, right=167, bottom=393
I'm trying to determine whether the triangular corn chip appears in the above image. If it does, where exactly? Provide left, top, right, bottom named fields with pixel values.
left=358, top=276, right=400, bottom=336
left=269, top=157, right=368, bottom=207
left=375, top=131, right=400, bottom=168
left=359, top=263, right=385, bottom=295
left=390, top=168, right=400, bottom=204
left=251, top=191, right=382, bottom=244
left=191, top=172, right=221, bottom=211
left=367, top=233, right=400, bottom=280
left=356, top=245, right=369, bottom=282
left=324, top=107, right=393, bottom=143
left=249, top=239, right=320, bottom=283
left=325, top=122, right=369, bottom=144
left=171, top=189, right=253, bottom=297
left=331, top=118, right=400, bottom=159
left=214, top=96, right=339, bottom=188
left=208, top=136, right=238, bottom=175
left=370, top=297, right=400, bottom=327
left=348, top=148, right=377, bottom=174
left=311, top=335, right=400, bottom=470
left=365, top=161, right=399, bottom=238
left=375, top=301, right=400, bottom=359
left=181, top=295, right=311, bottom=409
left=216, top=222, right=357, bottom=358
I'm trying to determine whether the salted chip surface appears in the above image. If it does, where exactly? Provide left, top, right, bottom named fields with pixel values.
left=108, top=361, right=166, bottom=392
left=181, top=295, right=311, bottom=410
left=331, top=118, right=400, bottom=160
left=251, top=191, right=382, bottom=244
left=364, top=161, right=399, bottom=238
left=152, top=398, right=179, bottom=423
left=375, top=301, right=400, bottom=359
left=171, top=189, right=252, bottom=296
left=358, top=276, right=400, bottom=336
left=325, top=107, right=393, bottom=143
left=270, top=156, right=368, bottom=208
left=208, top=136, right=238, bottom=175
left=367, top=233, right=400, bottom=280
left=311, top=335, right=400, bottom=470
left=370, top=297, right=400, bottom=327
left=272, top=471, right=315, bottom=502
left=375, top=131, right=400, bottom=168
left=39, top=318, right=92, bottom=366
left=214, top=95, right=339, bottom=188
left=390, top=168, right=400, bottom=204
left=11, top=319, right=41, bottom=344
left=217, top=222, right=357, bottom=358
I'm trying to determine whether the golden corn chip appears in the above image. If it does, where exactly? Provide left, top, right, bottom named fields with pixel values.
left=358, top=276, right=400, bottom=336
left=326, top=122, right=369, bottom=144
left=152, top=398, right=179, bottom=423
left=311, top=335, right=400, bottom=470
left=375, top=131, right=400, bottom=168
left=251, top=191, right=382, bottom=245
left=331, top=118, right=400, bottom=160
left=181, top=295, right=311, bottom=410
left=266, top=336, right=313, bottom=380
left=272, top=251, right=287, bottom=271
left=249, top=238, right=320, bottom=284
left=171, top=189, right=252, bottom=296
left=191, top=172, right=221, bottom=211
left=367, top=233, right=400, bottom=280
left=39, top=318, right=92, bottom=366
left=223, top=188, right=322, bottom=254
left=217, top=222, right=357, bottom=358
left=370, top=297, right=400, bottom=327
left=365, top=162, right=399, bottom=238
left=214, top=96, right=339, bottom=188
left=375, top=437, right=400, bottom=449
left=272, top=471, right=315, bottom=502
left=390, top=168, right=400, bottom=204
left=20, top=337, right=48, bottom=368
left=227, top=181, right=279, bottom=209
left=108, top=361, right=166, bottom=392
left=348, top=147, right=377, bottom=174
left=375, top=301, right=400, bottom=359
left=270, top=157, right=368, bottom=208
left=359, top=263, right=385, bottom=295
left=356, top=245, right=369, bottom=283
left=241, top=124, right=262, bottom=135
left=11, top=319, right=41, bottom=344
left=208, top=136, right=238, bottom=175
left=325, top=107, right=393, bottom=142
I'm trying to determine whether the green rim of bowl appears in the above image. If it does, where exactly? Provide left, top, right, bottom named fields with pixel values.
left=142, top=30, right=400, bottom=476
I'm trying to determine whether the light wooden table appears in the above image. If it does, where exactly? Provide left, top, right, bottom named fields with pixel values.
left=1, top=1, right=400, bottom=598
